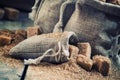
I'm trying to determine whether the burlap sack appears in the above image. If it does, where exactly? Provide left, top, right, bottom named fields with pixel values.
left=33, top=0, right=66, bottom=33
left=86, top=0, right=120, bottom=17
left=64, top=2, right=117, bottom=54
left=9, top=31, right=75, bottom=63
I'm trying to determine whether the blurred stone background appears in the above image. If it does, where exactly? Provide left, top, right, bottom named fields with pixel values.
left=0, top=0, right=34, bottom=11
left=0, top=0, right=35, bottom=30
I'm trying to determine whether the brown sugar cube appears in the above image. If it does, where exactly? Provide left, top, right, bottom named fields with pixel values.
left=0, top=8, right=5, bottom=19
left=107, top=0, right=117, bottom=4
left=69, top=45, right=79, bottom=59
left=4, top=7, right=19, bottom=20
left=99, top=0, right=106, bottom=2
left=15, top=29, right=27, bottom=38
left=117, top=0, right=120, bottom=5
left=27, top=26, right=42, bottom=38
left=77, top=42, right=91, bottom=58
left=0, top=35, right=12, bottom=46
left=93, top=55, right=111, bottom=76
left=13, top=30, right=27, bottom=43
left=76, top=54, right=93, bottom=71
